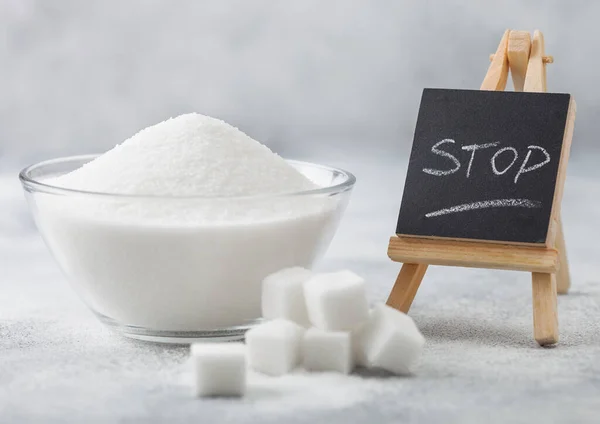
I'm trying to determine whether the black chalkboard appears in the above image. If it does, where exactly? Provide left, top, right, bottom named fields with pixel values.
left=396, top=88, right=572, bottom=245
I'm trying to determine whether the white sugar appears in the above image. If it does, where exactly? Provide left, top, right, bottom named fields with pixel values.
left=35, top=114, right=343, bottom=332
left=52, top=113, right=316, bottom=197
left=242, top=371, right=386, bottom=416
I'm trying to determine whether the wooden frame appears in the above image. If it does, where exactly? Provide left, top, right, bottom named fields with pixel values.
left=386, top=30, right=576, bottom=346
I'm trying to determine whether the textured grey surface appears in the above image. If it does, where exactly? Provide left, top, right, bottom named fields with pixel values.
left=2, top=155, right=600, bottom=423
left=3, top=2, right=600, bottom=421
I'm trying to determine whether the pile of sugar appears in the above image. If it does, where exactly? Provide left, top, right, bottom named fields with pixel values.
left=52, top=113, right=317, bottom=197
left=35, top=114, right=344, bottom=331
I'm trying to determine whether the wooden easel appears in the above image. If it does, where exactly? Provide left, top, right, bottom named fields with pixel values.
left=386, top=30, right=576, bottom=346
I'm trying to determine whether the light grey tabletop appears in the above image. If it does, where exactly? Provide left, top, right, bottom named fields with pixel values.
left=2, top=155, right=600, bottom=423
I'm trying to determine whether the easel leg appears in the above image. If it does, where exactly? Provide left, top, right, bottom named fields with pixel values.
left=555, top=219, right=571, bottom=294
left=531, top=272, right=558, bottom=346
left=386, top=263, right=428, bottom=313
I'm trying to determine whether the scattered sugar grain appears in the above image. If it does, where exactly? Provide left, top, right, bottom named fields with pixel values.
left=241, top=370, right=389, bottom=416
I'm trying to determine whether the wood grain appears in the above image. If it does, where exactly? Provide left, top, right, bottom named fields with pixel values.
left=523, top=30, right=547, bottom=93
left=386, top=263, right=428, bottom=313
left=507, top=30, right=531, bottom=92
left=555, top=219, right=571, bottom=294
left=480, top=29, right=510, bottom=91
left=519, top=30, right=575, bottom=249
left=531, top=272, right=558, bottom=345
left=520, top=29, right=573, bottom=290
left=387, top=236, right=559, bottom=273
left=385, top=29, right=571, bottom=347
left=545, top=96, right=576, bottom=247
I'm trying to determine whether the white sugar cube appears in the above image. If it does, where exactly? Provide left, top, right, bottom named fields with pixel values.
left=303, top=270, right=369, bottom=331
left=303, top=328, right=354, bottom=374
left=261, top=267, right=312, bottom=326
left=351, top=321, right=369, bottom=368
left=190, top=343, right=246, bottom=397
left=360, top=304, right=425, bottom=375
left=245, top=319, right=305, bottom=376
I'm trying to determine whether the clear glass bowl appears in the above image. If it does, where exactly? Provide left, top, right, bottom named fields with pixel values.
left=19, top=155, right=355, bottom=343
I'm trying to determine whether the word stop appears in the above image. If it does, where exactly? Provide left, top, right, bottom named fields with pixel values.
left=422, top=139, right=551, bottom=183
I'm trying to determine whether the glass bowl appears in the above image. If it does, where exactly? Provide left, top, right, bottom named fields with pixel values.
left=19, top=155, right=355, bottom=343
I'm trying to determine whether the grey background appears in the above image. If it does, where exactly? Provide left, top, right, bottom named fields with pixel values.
left=1, top=0, right=599, bottom=166
left=3, top=2, right=600, bottom=423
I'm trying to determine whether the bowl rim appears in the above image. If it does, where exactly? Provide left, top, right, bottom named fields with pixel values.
left=19, top=154, right=356, bottom=200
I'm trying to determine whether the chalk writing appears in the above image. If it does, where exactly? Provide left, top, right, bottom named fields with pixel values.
left=491, top=147, right=518, bottom=175
left=425, top=198, right=542, bottom=218
left=514, top=146, right=551, bottom=183
left=461, top=142, right=500, bottom=178
left=423, top=141, right=551, bottom=183
left=422, top=139, right=461, bottom=176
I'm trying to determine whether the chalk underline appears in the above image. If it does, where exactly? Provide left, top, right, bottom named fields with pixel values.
left=424, top=198, right=542, bottom=218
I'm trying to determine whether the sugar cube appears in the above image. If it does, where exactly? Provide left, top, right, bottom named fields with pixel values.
left=359, top=304, right=425, bottom=375
left=351, top=321, right=369, bottom=368
left=245, top=319, right=305, bottom=376
left=303, top=270, right=369, bottom=331
left=303, top=328, right=354, bottom=374
left=261, top=267, right=312, bottom=326
left=190, top=343, right=246, bottom=397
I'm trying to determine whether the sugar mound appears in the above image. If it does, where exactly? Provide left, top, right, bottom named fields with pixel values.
left=34, top=114, right=346, bottom=332
left=52, top=113, right=316, bottom=197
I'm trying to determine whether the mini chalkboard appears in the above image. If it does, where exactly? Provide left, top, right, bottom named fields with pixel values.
left=386, top=29, right=577, bottom=347
left=396, top=88, right=572, bottom=245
